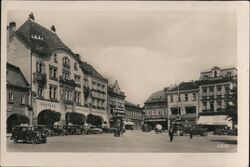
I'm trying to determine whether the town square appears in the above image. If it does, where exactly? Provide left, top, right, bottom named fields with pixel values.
left=2, top=0, right=249, bottom=161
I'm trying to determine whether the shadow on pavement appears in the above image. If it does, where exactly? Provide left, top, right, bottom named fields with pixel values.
left=210, top=139, right=237, bottom=145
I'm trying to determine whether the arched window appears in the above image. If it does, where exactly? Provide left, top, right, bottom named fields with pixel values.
left=74, top=63, right=78, bottom=71
left=62, top=57, right=70, bottom=68
left=214, top=71, right=217, bottom=77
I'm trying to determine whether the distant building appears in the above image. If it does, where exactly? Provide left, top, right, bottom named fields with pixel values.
left=7, top=63, right=31, bottom=133
left=107, top=80, right=126, bottom=127
left=7, top=13, right=109, bottom=127
left=167, top=81, right=199, bottom=126
left=143, top=90, right=168, bottom=130
left=124, top=101, right=144, bottom=130
left=197, top=66, right=237, bottom=130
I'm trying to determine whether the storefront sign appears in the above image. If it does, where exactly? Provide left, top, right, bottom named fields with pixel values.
left=145, top=118, right=166, bottom=122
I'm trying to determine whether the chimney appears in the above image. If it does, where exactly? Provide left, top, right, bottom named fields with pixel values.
left=51, top=25, right=56, bottom=33
left=28, top=12, right=35, bottom=21
left=8, top=22, right=16, bottom=42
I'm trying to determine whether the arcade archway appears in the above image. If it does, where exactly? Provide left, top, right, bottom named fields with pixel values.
left=66, top=112, right=86, bottom=125
left=37, top=109, right=61, bottom=126
left=7, top=114, right=29, bottom=133
left=86, top=114, right=103, bottom=127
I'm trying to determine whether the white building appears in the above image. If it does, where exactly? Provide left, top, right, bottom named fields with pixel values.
left=7, top=13, right=109, bottom=127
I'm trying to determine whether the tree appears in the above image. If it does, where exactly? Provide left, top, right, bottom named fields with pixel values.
left=225, top=81, right=237, bottom=126
left=67, top=112, right=85, bottom=125
left=38, top=110, right=61, bottom=126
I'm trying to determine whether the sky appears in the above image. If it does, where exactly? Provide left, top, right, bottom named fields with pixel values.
left=7, top=10, right=237, bottom=106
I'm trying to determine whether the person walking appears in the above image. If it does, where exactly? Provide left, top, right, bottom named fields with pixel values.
left=169, top=126, right=174, bottom=142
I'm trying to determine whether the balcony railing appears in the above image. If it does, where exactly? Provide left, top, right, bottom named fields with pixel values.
left=34, top=72, right=47, bottom=86
left=59, top=76, right=76, bottom=87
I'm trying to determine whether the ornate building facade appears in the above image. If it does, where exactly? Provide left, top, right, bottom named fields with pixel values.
left=197, top=66, right=237, bottom=129
left=107, top=80, right=126, bottom=127
left=7, top=14, right=109, bottom=127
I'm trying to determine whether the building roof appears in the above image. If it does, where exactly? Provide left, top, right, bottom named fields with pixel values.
left=15, top=19, right=73, bottom=55
left=170, top=81, right=199, bottom=92
left=144, top=90, right=167, bottom=104
left=15, top=17, right=107, bottom=82
left=7, top=63, right=29, bottom=89
left=80, top=61, right=107, bottom=82
left=125, top=101, right=141, bottom=108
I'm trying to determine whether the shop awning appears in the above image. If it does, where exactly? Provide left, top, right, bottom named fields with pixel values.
left=197, top=115, right=230, bottom=126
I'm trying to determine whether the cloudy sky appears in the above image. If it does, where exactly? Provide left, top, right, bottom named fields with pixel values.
left=8, top=10, right=237, bottom=105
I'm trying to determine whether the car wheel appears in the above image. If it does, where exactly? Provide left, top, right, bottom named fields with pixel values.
left=42, top=138, right=47, bottom=143
left=31, top=137, right=39, bottom=144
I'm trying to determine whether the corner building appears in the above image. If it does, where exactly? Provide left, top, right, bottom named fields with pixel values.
left=7, top=14, right=108, bottom=127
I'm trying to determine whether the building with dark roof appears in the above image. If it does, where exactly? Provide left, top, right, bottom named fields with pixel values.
left=124, top=101, right=144, bottom=130
left=7, top=63, right=32, bottom=133
left=143, top=90, right=168, bottom=130
left=167, top=81, right=199, bottom=127
left=7, top=13, right=109, bottom=127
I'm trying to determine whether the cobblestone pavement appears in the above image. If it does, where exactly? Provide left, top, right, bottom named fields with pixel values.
left=7, top=130, right=237, bottom=152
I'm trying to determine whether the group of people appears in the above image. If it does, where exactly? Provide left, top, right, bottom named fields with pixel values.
left=168, top=125, right=193, bottom=142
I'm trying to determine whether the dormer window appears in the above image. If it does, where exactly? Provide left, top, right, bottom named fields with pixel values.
left=31, top=34, right=44, bottom=40
left=74, top=63, right=78, bottom=71
left=226, top=71, right=232, bottom=77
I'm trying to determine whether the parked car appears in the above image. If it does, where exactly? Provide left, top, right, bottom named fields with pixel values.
left=35, top=125, right=53, bottom=137
left=180, top=125, right=208, bottom=136
left=213, top=128, right=237, bottom=136
left=85, top=125, right=103, bottom=134
left=52, top=125, right=68, bottom=136
left=11, top=125, right=47, bottom=144
left=64, top=125, right=83, bottom=135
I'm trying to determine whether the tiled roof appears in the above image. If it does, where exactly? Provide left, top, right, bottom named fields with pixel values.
left=125, top=101, right=140, bottom=108
left=80, top=62, right=107, bottom=82
left=7, top=63, right=29, bottom=89
left=170, top=81, right=198, bottom=92
left=15, top=19, right=72, bottom=55
left=144, top=90, right=167, bottom=104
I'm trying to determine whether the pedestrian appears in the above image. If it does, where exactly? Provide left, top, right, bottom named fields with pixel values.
left=190, top=126, right=193, bottom=139
left=169, top=126, right=174, bottom=142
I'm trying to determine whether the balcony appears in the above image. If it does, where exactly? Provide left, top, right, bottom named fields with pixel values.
left=34, top=72, right=47, bottom=86
left=59, top=76, right=76, bottom=87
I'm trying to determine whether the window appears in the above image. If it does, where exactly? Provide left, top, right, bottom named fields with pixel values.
left=171, top=108, right=179, bottom=115
left=217, top=86, right=222, bottom=95
left=217, top=100, right=222, bottom=109
left=214, top=70, right=218, bottom=77
left=226, top=72, right=232, bottom=77
left=202, top=87, right=207, bottom=96
left=37, top=87, right=43, bottom=98
left=20, top=95, right=25, bottom=104
left=193, top=94, right=196, bottom=100
left=185, top=94, right=188, bottom=101
left=74, top=63, right=78, bottom=71
left=65, top=89, right=73, bottom=101
left=62, top=71, right=70, bottom=80
left=8, top=92, right=14, bottom=103
left=74, top=75, right=81, bottom=84
left=54, top=54, right=58, bottom=63
left=185, top=106, right=196, bottom=114
left=209, top=87, right=214, bottom=96
left=74, top=91, right=81, bottom=104
left=202, top=101, right=207, bottom=110
left=36, top=61, right=44, bottom=73
left=49, top=85, right=57, bottom=100
left=210, top=101, right=214, bottom=111
left=178, top=95, right=181, bottom=102
left=170, top=95, right=173, bottom=102
left=49, top=66, right=57, bottom=79
left=63, top=57, right=70, bottom=68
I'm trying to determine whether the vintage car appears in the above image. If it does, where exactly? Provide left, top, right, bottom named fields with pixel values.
left=64, top=125, right=83, bottom=135
left=154, top=124, right=163, bottom=133
left=180, top=125, right=208, bottom=136
left=35, top=125, right=53, bottom=137
left=52, top=125, right=68, bottom=136
left=85, top=125, right=103, bottom=134
left=11, top=125, right=47, bottom=144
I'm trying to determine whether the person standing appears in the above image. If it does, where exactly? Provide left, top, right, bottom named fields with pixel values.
left=190, top=126, right=193, bottom=139
left=169, top=126, right=174, bottom=142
